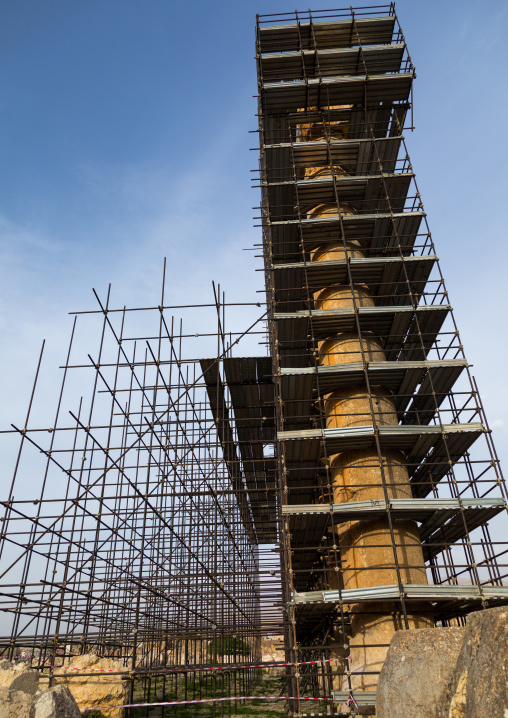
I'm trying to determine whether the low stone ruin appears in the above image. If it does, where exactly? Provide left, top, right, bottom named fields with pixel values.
left=261, top=636, right=285, bottom=663
left=52, top=654, right=129, bottom=718
left=0, top=654, right=128, bottom=718
left=0, top=683, right=80, bottom=718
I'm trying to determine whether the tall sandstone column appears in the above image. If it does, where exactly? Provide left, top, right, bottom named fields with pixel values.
left=300, top=108, right=432, bottom=691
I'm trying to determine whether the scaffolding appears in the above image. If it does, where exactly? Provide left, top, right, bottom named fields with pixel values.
left=255, top=3, right=508, bottom=715
left=0, top=275, right=282, bottom=713
left=0, top=4, right=506, bottom=718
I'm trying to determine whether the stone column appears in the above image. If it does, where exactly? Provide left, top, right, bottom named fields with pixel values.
left=300, top=111, right=432, bottom=691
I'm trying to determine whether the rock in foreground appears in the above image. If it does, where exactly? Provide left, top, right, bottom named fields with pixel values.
left=0, top=662, right=40, bottom=695
left=0, top=686, right=35, bottom=718
left=437, top=606, right=508, bottom=718
left=377, top=606, right=508, bottom=718
left=34, top=685, right=80, bottom=718
left=376, top=626, right=465, bottom=718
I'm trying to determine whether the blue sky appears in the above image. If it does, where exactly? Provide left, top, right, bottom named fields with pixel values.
left=0, top=0, right=507, bottom=470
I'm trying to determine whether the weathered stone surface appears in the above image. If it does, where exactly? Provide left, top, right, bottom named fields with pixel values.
left=34, top=685, right=80, bottom=718
left=9, top=671, right=40, bottom=696
left=437, top=606, right=508, bottom=718
left=53, top=654, right=129, bottom=718
left=0, top=661, right=24, bottom=687
left=0, top=686, right=34, bottom=718
left=376, top=627, right=465, bottom=718
left=0, top=680, right=83, bottom=718
left=261, top=637, right=285, bottom=675
left=261, top=637, right=284, bottom=664
left=0, top=662, right=40, bottom=695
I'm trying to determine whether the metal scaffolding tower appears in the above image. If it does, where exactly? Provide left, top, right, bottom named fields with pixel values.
left=255, top=4, right=508, bottom=714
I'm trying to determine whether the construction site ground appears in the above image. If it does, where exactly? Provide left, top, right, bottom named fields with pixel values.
left=131, top=672, right=286, bottom=717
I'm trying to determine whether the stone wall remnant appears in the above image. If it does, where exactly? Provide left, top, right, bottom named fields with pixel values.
left=53, top=654, right=129, bottom=718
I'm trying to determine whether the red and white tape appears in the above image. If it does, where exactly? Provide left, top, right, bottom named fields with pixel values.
left=347, top=690, right=359, bottom=708
left=83, top=695, right=334, bottom=711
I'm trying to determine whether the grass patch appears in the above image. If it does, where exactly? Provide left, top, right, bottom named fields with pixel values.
left=127, top=671, right=286, bottom=718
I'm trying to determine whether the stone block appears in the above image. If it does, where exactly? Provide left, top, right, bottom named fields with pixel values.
left=34, top=685, right=80, bottom=718
left=0, top=662, right=20, bottom=688
left=376, top=627, right=465, bottom=718
left=53, top=654, right=129, bottom=718
left=0, top=663, right=40, bottom=695
left=0, top=686, right=34, bottom=718
left=9, top=671, right=40, bottom=696
left=437, top=606, right=508, bottom=718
